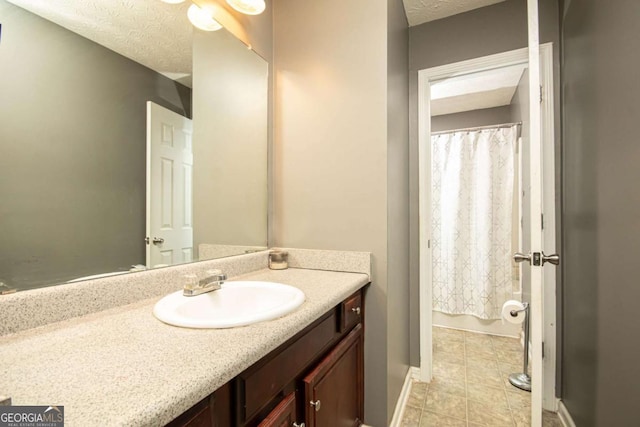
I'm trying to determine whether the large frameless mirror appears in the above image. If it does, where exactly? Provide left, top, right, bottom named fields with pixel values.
left=0, top=0, right=268, bottom=292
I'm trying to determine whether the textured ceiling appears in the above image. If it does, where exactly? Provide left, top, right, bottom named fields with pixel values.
left=6, top=0, right=193, bottom=80
left=9, top=0, right=510, bottom=77
left=403, top=0, right=507, bottom=26
left=431, top=64, right=526, bottom=116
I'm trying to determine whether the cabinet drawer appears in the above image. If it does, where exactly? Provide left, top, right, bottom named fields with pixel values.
left=340, top=291, right=363, bottom=332
left=238, top=311, right=338, bottom=423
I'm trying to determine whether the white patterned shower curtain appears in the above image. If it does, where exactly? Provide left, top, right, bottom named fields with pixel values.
left=431, top=125, right=517, bottom=319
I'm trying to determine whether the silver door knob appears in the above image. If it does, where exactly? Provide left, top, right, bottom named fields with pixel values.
left=293, top=423, right=306, bottom=427
left=310, top=400, right=321, bottom=412
left=542, top=252, right=560, bottom=266
left=352, top=307, right=361, bottom=315
left=152, top=237, right=164, bottom=245
left=513, top=252, right=531, bottom=264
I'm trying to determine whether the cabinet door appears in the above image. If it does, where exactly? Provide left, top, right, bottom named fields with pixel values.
left=257, top=392, right=297, bottom=427
left=303, top=324, right=364, bottom=427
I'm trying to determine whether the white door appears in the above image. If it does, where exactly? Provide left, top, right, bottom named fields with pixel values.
left=146, top=101, right=194, bottom=268
left=518, top=42, right=559, bottom=420
left=526, top=3, right=542, bottom=426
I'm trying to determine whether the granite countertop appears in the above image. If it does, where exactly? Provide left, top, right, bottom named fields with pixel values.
left=0, top=268, right=369, bottom=426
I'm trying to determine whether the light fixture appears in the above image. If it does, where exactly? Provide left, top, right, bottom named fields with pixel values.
left=187, top=4, right=223, bottom=32
left=226, top=0, right=266, bottom=15
left=160, top=0, right=186, bottom=4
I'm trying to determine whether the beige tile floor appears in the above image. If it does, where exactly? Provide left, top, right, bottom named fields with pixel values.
left=401, top=327, right=561, bottom=427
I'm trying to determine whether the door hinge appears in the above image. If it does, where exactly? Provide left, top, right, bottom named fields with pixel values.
left=428, top=239, right=431, bottom=249
left=540, top=85, right=543, bottom=103
left=541, top=213, right=544, bottom=230
left=542, top=341, right=545, bottom=359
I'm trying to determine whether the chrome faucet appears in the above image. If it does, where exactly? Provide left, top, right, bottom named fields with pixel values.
left=183, top=270, right=227, bottom=297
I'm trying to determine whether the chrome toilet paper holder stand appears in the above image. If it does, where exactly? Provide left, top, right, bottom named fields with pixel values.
left=508, top=302, right=532, bottom=392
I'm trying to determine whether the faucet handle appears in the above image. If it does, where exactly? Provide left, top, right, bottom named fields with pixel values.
left=206, top=269, right=226, bottom=280
left=184, top=271, right=226, bottom=296
left=203, top=270, right=226, bottom=286
left=183, top=274, right=199, bottom=291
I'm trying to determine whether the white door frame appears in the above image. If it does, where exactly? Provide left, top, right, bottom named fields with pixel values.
left=418, top=44, right=556, bottom=412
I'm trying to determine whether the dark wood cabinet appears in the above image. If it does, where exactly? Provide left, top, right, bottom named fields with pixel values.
left=236, top=311, right=338, bottom=424
left=166, top=287, right=367, bottom=427
left=303, top=324, right=364, bottom=427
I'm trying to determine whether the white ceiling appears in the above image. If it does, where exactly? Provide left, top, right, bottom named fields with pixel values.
left=403, top=0, right=506, bottom=26
left=430, top=64, right=527, bottom=116
left=7, top=0, right=193, bottom=82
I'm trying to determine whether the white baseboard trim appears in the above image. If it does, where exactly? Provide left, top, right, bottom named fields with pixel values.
left=558, top=400, right=576, bottom=427
left=409, top=366, right=420, bottom=380
left=388, top=367, right=421, bottom=427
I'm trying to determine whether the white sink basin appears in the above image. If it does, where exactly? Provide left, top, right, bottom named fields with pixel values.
left=153, top=281, right=305, bottom=329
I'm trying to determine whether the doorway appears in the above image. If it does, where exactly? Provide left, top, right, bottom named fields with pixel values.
left=418, top=44, right=557, bottom=417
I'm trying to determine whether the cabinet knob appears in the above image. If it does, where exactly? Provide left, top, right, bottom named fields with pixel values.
left=351, top=307, right=361, bottom=315
left=292, top=423, right=305, bottom=427
left=310, top=399, right=321, bottom=412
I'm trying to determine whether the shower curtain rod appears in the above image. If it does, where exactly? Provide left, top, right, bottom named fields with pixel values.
left=431, top=121, right=522, bottom=136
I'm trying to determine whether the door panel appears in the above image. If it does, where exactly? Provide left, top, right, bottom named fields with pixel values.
left=303, top=325, right=363, bottom=427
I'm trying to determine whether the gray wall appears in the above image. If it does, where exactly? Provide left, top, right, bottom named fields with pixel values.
left=561, top=0, right=640, bottom=425
left=431, top=105, right=513, bottom=132
left=386, top=0, right=411, bottom=421
left=0, top=0, right=191, bottom=289
left=273, top=0, right=409, bottom=424
left=408, top=0, right=561, bottom=367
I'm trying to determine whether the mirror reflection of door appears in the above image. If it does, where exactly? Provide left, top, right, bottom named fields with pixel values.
left=146, top=101, right=194, bottom=268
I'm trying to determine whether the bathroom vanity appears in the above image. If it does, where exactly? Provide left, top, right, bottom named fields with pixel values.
left=168, top=289, right=365, bottom=427
left=0, top=251, right=370, bottom=427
